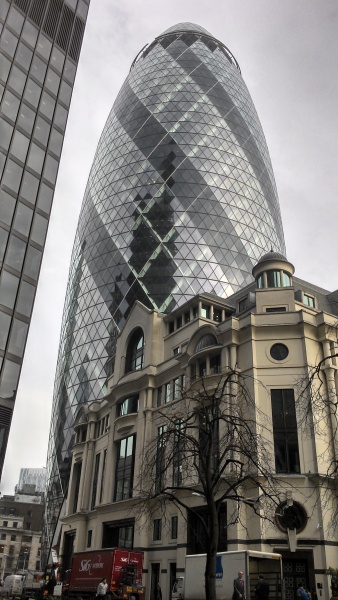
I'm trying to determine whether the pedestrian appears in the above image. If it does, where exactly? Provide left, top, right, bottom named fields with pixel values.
left=233, top=571, right=246, bottom=600
left=46, top=564, right=57, bottom=597
left=297, top=585, right=308, bottom=600
left=97, top=578, right=108, bottom=599
left=156, top=582, right=162, bottom=600
left=255, top=575, right=270, bottom=600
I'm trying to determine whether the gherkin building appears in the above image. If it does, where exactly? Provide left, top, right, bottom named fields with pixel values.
left=45, top=22, right=285, bottom=544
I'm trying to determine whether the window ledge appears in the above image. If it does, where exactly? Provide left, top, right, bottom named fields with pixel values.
left=115, top=412, right=137, bottom=435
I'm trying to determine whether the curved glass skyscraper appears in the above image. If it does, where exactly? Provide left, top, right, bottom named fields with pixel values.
left=45, top=23, right=286, bottom=543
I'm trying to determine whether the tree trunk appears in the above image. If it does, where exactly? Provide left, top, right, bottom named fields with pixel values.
left=204, top=503, right=219, bottom=600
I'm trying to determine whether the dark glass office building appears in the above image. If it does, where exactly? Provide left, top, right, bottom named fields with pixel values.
left=45, top=23, right=286, bottom=545
left=0, top=0, right=90, bottom=479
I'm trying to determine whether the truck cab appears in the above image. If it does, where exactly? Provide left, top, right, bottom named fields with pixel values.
left=2, top=575, right=24, bottom=598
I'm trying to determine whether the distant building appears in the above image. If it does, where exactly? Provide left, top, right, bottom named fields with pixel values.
left=17, top=468, right=46, bottom=494
left=0, top=486, right=44, bottom=579
left=0, top=0, right=91, bottom=479
left=59, top=253, right=337, bottom=600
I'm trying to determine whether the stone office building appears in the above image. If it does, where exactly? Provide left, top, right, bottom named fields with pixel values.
left=0, top=485, right=44, bottom=579
left=58, top=252, right=338, bottom=600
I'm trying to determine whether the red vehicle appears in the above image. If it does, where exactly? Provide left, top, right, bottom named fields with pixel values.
left=63, top=548, right=145, bottom=600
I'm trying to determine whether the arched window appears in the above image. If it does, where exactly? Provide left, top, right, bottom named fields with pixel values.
left=195, top=334, right=217, bottom=353
left=126, top=329, right=144, bottom=373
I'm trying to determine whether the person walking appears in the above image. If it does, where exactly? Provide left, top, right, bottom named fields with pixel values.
left=97, top=578, right=108, bottom=599
left=297, top=585, right=308, bottom=600
left=233, top=571, right=246, bottom=600
left=155, top=582, right=162, bottom=600
left=255, top=575, right=270, bottom=600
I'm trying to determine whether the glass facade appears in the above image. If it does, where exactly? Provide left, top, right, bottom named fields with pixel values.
left=45, top=23, right=286, bottom=547
left=0, top=0, right=90, bottom=479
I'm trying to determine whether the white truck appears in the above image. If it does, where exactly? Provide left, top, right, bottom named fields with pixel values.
left=2, top=574, right=43, bottom=599
left=172, top=550, right=284, bottom=600
left=2, top=575, right=24, bottom=598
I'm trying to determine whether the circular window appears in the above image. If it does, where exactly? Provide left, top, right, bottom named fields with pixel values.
left=275, top=502, right=307, bottom=533
left=270, top=343, right=289, bottom=361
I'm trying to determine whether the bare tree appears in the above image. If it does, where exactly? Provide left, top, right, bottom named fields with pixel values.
left=136, top=369, right=289, bottom=600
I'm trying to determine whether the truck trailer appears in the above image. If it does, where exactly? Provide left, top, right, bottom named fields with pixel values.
left=62, top=548, right=145, bottom=600
left=172, top=550, right=284, bottom=600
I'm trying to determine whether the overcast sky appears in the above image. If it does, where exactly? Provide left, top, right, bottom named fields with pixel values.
left=1, top=0, right=338, bottom=494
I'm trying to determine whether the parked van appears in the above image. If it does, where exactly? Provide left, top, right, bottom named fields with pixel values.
left=2, top=575, right=24, bottom=598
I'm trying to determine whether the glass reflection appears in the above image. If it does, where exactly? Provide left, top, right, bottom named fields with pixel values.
left=0, top=270, right=19, bottom=309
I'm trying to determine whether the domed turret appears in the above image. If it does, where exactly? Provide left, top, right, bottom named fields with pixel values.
left=252, top=251, right=294, bottom=289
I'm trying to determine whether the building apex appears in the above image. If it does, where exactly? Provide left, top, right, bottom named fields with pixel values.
left=256, top=250, right=289, bottom=265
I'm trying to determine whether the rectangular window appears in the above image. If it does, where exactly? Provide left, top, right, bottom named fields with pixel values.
left=156, top=426, right=166, bottom=494
left=91, top=453, right=101, bottom=510
left=184, top=311, right=190, bottom=324
left=199, top=408, right=219, bottom=474
left=173, top=420, right=184, bottom=487
left=176, top=316, right=182, bottom=329
left=153, top=518, right=162, bottom=541
left=165, top=382, right=171, bottom=403
left=3, top=522, right=7, bottom=527
left=173, top=346, right=180, bottom=356
left=114, top=435, right=135, bottom=501
left=102, top=520, right=134, bottom=549
left=266, top=307, right=287, bottom=313
left=187, top=505, right=227, bottom=554
left=303, top=293, right=315, bottom=308
left=210, top=355, right=221, bottom=375
left=267, top=270, right=281, bottom=288
left=73, top=461, right=82, bottom=514
left=13, top=522, right=17, bottom=528
left=198, top=360, right=206, bottom=378
left=238, top=297, right=248, bottom=312
left=173, top=378, right=180, bottom=400
left=169, top=321, right=174, bottom=334
left=118, top=395, right=138, bottom=416
left=213, top=308, right=222, bottom=322
left=201, top=304, right=210, bottom=319
left=157, top=386, right=162, bottom=407
left=171, top=516, right=178, bottom=539
left=271, top=389, right=300, bottom=474
left=87, top=530, right=92, bottom=548
left=99, top=449, right=107, bottom=504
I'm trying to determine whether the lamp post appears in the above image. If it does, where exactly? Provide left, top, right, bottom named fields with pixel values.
left=1, top=553, right=9, bottom=583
